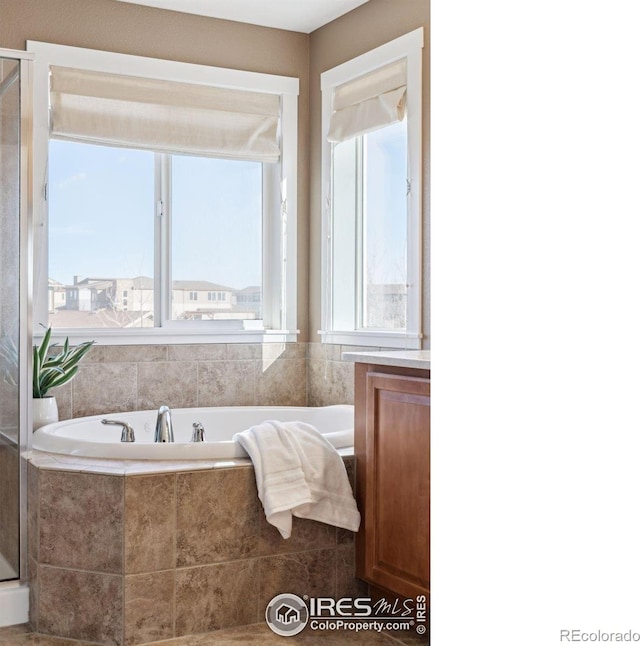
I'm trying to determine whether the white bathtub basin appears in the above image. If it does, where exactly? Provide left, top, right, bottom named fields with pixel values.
left=32, top=405, right=354, bottom=460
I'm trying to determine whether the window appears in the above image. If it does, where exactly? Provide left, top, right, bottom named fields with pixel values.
left=30, top=41, right=299, bottom=344
left=320, top=29, right=423, bottom=348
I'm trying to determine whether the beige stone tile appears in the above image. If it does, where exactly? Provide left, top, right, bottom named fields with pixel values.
left=124, top=570, right=174, bottom=645
left=256, top=358, right=306, bottom=406
left=0, top=636, right=99, bottom=645
left=137, top=361, right=197, bottom=410
left=335, top=543, right=368, bottom=600
left=39, top=471, right=123, bottom=573
left=328, top=361, right=354, bottom=405
left=326, top=344, right=344, bottom=361
left=225, top=344, right=261, bottom=360
left=47, top=381, right=71, bottom=422
left=259, top=548, right=336, bottom=614
left=82, top=345, right=105, bottom=363
left=28, top=557, right=38, bottom=632
left=294, top=629, right=399, bottom=644
left=308, top=359, right=354, bottom=407
left=383, top=628, right=430, bottom=644
left=259, top=342, right=306, bottom=363
left=27, top=462, right=39, bottom=562
left=72, top=362, right=138, bottom=417
left=175, top=560, right=259, bottom=636
left=168, top=344, right=226, bottom=362
left=38, top=566, right=123, bottom=645
left=142, top=622, right=399, bottom=644
left=0, top=624, right=32, bottom=641
left=306, top=352, right=329, bottom=408
left=336, top=527, right=357, bottom=545
left=103, top=345, right=168, bottom=363
left=258, top=514, right=335, bottom=556
left=197, top=361, right=257, bottom=407
left=7, top=637, right=99, bottom=645
left=176, top=468, right=259, bottom=566
left=307, top=342, right=341, bottom=362
left=343, top=455, right=356, bottom=492
left=125, top=474, right=176, bottom=574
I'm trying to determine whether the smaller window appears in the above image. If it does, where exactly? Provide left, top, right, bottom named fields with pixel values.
left=189, top=292, right=198, bottom=301
left=320, top=28, right=423, bottom=349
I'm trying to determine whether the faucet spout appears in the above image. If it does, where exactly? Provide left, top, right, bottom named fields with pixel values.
left=154, top=405, right=174, bottom=443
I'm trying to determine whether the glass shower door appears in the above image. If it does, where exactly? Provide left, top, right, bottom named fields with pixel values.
left=0, top=55, right=23, bottom=582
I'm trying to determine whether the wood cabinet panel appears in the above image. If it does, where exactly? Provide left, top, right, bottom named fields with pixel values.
left=355, top=364, right=430, bottom=600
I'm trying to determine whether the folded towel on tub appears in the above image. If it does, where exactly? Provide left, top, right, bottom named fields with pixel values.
left=233, top=420, right=361, bottom=539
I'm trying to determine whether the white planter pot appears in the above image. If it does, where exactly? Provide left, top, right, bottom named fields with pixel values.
left=33, top=397, right=59, bottom=431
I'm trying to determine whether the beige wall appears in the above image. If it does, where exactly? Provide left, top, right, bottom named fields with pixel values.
left=0, top=0, right=311, bottom=338
left=309, top=0, right=430, bottom=347
left=0, top=0, right=430, bottom=346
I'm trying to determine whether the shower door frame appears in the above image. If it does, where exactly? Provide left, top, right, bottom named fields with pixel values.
left=0, top=47, right=33, bottom=590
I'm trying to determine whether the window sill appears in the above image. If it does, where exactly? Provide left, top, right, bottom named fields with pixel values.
left=318, top=330, right=422, bottom=350
left=34, top=328, right=300, bottom=346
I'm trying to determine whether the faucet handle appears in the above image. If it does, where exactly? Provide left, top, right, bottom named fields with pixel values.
left=102, top=419, right=135, bottom=442
left=191, top=422, right=206, bottom=443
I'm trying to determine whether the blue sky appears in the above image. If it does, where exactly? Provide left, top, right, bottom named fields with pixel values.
left=49, top=141, right=262, bottom=289
left=364, top=119, right=408, bottom=285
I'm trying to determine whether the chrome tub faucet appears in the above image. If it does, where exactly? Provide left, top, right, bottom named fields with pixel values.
left=154, top=405, right=174, bottom=443
left=102, top=418, right=135, bottom=442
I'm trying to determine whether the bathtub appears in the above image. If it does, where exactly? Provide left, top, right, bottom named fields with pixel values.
left=31, top=405, right=354, bottom=460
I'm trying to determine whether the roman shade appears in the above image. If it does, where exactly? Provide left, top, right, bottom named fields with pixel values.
left=50, top=66, right=281, bottom=162
left=327, top=58, right=407, bottom=144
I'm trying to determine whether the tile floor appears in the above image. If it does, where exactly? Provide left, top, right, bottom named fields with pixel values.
left=0, top=622, right=428, bottom=645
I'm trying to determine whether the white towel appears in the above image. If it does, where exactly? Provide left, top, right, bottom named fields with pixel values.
left=233, top=420, right=361, bottom=539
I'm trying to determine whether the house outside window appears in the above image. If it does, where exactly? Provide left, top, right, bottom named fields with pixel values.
left=320, top=29, right=423, bottom=349
left=30, top=41, right=299, bottom=344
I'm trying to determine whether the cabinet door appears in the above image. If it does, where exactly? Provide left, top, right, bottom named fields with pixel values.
left=360, top=371, right=430, bottom=599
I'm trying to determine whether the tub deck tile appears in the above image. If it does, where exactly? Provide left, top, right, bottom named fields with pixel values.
left=0, top=622, right=427, bottom=645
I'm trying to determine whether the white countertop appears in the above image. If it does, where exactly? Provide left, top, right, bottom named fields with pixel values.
left=341, top=350, right=430, bottom=370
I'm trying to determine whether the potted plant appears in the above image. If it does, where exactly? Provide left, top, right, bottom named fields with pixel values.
left=33, top=326, right=94, bottom=430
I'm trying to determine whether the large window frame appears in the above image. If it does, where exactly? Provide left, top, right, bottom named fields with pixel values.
left=319, top=29, right=423, bottom=349
left=29, top=41, right=299, bottom=345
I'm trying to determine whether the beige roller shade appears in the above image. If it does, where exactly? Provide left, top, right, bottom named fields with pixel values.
left=327, top=58, right=407, bottom=144
left=50, top=66, right=281, bottom=162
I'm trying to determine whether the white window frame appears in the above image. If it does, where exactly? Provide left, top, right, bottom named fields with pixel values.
left=29, top=41, right=299, bottom=345
left=319, top=28, right=424, bottom=349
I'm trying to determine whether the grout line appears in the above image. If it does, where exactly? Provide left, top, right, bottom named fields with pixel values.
left=121, top=474, right=126, bottom=646
left=172, top=472, right=177, bottom=639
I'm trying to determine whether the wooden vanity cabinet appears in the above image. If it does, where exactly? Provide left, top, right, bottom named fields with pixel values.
left=354, top=362, right=430, bottom=601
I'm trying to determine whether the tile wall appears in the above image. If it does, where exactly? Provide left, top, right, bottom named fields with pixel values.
left=27, top=457, right=365, bottom=646
left=48, top=342, right=365, bottom=418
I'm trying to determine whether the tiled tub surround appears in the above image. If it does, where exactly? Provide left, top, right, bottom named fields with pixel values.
left=26, top=456, right=365, bottom=646
left=48, top=343, right=309, bottom=421
left=46, top=342, right=370, bottom=419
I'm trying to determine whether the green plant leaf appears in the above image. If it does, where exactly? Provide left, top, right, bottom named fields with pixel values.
left=33, top=328, right=94, bottom=399
left=37, top=326, right=52, bottom=364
